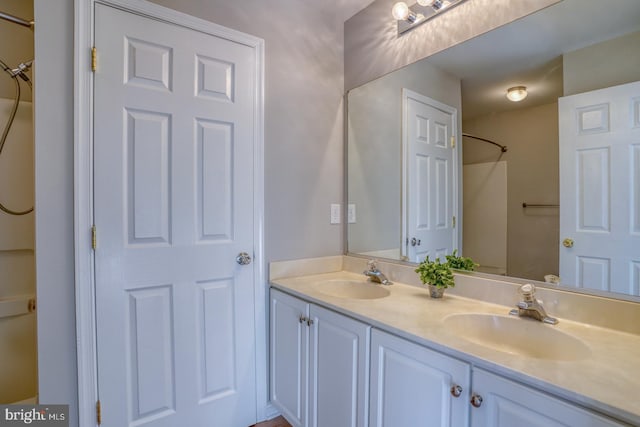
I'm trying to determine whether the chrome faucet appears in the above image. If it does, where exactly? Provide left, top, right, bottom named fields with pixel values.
left=509, top=284, right=558, bottom=325
left=364, top=260, right=392, bottom=285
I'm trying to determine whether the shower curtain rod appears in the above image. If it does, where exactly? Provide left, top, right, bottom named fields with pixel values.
left=0, top=11, right=34, bottom=29
left=462, top=133, right=508, bottom=153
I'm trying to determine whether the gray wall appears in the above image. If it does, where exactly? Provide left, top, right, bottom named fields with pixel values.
left=33, top=0, right=77, bottom=425
left=347, top=60, right=461, bottom=254
left=344, top=0, right=561, bottom=91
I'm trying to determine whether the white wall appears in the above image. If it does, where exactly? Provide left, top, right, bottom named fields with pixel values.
left=33, top=0, right=77, bottom=425
left=462, top=162, right=507, bottom=275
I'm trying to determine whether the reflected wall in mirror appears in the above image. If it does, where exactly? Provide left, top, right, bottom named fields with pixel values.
left=346, top=0, right=640, bottom=298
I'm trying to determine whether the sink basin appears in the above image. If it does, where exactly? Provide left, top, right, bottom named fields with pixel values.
left=315, top=279, right=390, bottom=300
left=444, top=313, right=590, bottom=361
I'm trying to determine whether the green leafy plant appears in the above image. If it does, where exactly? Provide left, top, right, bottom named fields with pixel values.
left=445, top=250, right=476, bottom=272
left=415, top=256, right=455, bottom=289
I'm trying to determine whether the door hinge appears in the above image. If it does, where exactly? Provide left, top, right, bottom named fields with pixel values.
left=451, top=136, right=456, bottom=148
left=91, top=47, right=97, bottom=72
left=91, top=225, right=97, bottom=250
left=452, top=216, right=456, bottom=228
left=96, top=400, right=102, bottom=425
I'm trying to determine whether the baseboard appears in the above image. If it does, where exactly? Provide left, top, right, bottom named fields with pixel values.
left=258, top=403, right=280, bottom=422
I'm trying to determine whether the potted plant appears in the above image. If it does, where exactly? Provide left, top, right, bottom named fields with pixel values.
left=445, top=250, right=477, bottom=272
left=415, top=256, right=454, bottom=298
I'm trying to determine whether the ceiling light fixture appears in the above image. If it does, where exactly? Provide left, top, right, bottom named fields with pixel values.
left=506, top=86, right=528, bottom=102
left=392, top=0, right=468, bottom=35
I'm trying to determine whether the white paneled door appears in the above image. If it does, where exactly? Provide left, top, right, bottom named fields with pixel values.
left=93, top=4, right=258, bottom=426
left=559, top=80, right=640, bottom=295
left=402, top=90, right=458, bottom=263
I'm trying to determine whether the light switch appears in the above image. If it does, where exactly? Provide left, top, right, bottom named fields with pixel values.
left=330, top=204, right=341, bottom=224
left=348, top=204, right=356, bottom=224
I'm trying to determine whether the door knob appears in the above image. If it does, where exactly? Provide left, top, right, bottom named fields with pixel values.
left=562, top=238, right=574, bottom=248
left=411, top=237, right=421, bottom=246
left=236, top=252, right=252, bottom=265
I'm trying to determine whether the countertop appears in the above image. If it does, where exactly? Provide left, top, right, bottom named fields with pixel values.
left=271, top=270, right=640, bottom=425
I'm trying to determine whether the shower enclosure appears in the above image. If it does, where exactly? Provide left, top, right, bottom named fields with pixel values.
left=0, top=2, right=37, bottom=404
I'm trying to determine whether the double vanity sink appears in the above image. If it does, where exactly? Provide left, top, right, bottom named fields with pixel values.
left=270, top=257, right=640, bottom=426
left=314, top=277, right=589, bottom=362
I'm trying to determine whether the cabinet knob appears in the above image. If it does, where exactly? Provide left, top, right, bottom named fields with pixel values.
left=450, top=384, right=463, bottom=398
left=299, top=315, right=307, bottom=324
left=470, top=393, right=483, bottom=408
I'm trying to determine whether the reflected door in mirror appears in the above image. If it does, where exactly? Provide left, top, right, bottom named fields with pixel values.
left=559, top=80, right=640, bottom=295
left=402, top=90, right=459, bottom=262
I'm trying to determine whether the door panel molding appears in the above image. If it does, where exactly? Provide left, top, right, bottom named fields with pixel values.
left=401, top=89, right=460, bottom=262
left=73, top=1, right=265, bottom=425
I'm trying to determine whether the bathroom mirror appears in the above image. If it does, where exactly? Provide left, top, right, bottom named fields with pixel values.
left=346, top=0, right=640, bottom=299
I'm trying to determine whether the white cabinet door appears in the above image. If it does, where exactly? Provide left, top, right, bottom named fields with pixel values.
left=470, top=368, right=625, bottom=427
left=369, top=329, right=470, bottom=427
left=270, top=289, right=309, bottom=427
left=270, top=289, right=371, bottom=427
left=308, top=305, right=370, bottom=427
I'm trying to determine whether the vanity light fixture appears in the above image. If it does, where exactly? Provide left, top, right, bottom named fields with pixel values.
left=417, top=0, right=443, bottom=10
left=506, top=86, right=528, bottom=102
left=392, top=2, right=418, bottom=23
left=393, top=0, right=468, bottom=35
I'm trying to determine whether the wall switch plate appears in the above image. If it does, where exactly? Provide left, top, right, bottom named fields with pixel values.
left=348, top=204, right=356, bottom=223
left=330, top=204, right=341, bottom=224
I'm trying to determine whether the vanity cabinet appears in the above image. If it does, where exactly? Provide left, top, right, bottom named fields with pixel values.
left=469, top=368, right=626, bottom=427
left=369, top=329, right=471, bottom=427
left=270, top=289, right=370, bottom=427
left=270, top=287, right=632, bottom=427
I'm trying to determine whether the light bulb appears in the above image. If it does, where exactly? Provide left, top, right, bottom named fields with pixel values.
left=392, top=2, right=410, bottom=20
left=506, top=86, right=528, bottom=102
